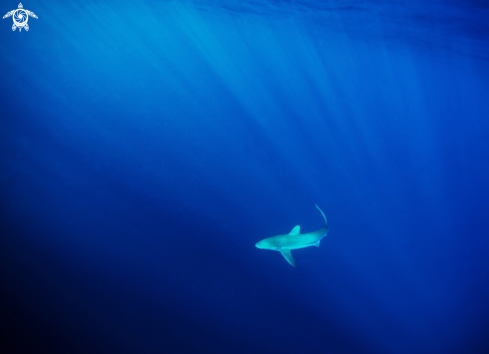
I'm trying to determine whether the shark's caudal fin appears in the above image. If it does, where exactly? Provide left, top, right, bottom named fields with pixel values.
left=280, top=250, right=296, bottom=267
left=315, top=204, right=328, bottom=228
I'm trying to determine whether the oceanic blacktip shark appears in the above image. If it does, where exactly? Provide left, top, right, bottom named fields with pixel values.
left=255, top=204, right=329, bottom=267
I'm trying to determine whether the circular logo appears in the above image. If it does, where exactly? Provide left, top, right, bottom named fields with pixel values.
left=13, top=9, right=27, bottom=27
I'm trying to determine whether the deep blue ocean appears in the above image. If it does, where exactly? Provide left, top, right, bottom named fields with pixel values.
left=1, top=1, right=489, bottom=353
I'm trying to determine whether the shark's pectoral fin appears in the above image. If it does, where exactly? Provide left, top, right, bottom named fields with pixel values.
left=314, top=240, right=320, bottom=247
left=280, top=250, right=296, bottom=267
left=289, top=225, right=300, bottom=235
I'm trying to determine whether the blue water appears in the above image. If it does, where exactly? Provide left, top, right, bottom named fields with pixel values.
left=1, top=1, right=489, bottom=353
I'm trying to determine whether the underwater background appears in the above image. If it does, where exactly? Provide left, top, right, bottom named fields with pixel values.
left=1, top=0, right=489, bottom=353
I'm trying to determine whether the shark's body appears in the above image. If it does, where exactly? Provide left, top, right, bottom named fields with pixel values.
left=255, top=204, right=329, bottom=267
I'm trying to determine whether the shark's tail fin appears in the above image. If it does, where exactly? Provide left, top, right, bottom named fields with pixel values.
left=315, top=204, right=328, bottom=230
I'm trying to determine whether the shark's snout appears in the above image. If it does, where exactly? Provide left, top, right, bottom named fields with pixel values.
left=255, top=241, right=265, bottom=249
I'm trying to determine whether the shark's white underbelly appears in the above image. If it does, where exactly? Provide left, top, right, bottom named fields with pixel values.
left=280, top=234, right=326, bottom=250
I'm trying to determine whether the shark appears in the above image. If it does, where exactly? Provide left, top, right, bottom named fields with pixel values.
left=255, top=204, right=329, bottom=267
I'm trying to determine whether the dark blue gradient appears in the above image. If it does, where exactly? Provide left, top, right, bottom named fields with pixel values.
left=1, top=1, right=489, bottom=353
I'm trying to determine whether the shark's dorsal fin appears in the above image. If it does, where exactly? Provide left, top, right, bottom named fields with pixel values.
left=280, top=250, right=296, bottom=267
left=289, top=225, right=300, bottom=235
